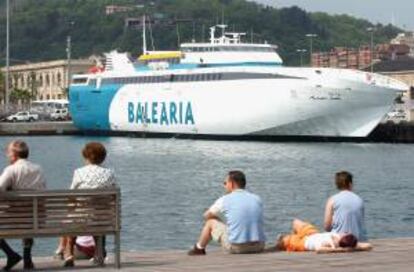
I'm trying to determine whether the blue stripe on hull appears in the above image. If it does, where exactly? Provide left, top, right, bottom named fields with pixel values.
left=69, top=84, right=120, bottom=130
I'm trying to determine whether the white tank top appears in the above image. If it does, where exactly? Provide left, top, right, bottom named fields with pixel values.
left=304, top=232, right=339, bottom=251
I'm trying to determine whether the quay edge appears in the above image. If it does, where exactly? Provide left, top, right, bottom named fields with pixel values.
left=2, top=121, right=414, bottom=143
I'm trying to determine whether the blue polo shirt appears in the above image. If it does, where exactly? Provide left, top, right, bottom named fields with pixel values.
left=209, top=189, right=266, bottom=244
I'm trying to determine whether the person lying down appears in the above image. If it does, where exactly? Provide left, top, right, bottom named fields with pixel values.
left=275, top=219, right=372, bottom=253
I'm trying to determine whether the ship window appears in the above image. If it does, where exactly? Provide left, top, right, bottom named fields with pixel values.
left=72, top=77, right=88, bottom=84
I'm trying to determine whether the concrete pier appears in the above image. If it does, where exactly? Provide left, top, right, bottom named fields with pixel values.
left=0, top=121, right=80, bottom=136
left=3, top=121, right=414, bottom=143
left=0, top=238, right=412, bottom=271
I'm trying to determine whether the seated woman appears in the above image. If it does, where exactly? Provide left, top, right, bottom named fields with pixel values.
left=275, top=219, right=372, bottom=253
left=60, top=142, right=117, bottom=267
left=55, top=236, right=95, bottom=260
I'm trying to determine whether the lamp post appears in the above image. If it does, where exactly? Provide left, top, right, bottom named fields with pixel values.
left=367, top=27, right=375, bottom=73
left=306, top=33, right=317, bottom=66
left=296, top=49, right=307, bottom=67
left=66, top=21, right=74, bottom=92
left=5, top=0, right=10, bottom=111
left=66, top=36, right=71, bottom=88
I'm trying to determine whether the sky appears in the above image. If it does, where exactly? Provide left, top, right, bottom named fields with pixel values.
left=255, top=0, right=414, bottom=30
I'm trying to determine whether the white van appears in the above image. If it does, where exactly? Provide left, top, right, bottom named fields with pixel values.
left=50, top=108, right=70, bottom=121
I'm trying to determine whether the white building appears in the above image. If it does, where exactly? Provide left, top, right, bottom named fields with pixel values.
left=1, top=59, right=93, bottom=103
left=391, top=32, right=414, bottom=57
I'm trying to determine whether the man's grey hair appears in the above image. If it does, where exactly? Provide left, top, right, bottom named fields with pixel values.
left=9, top=140, right=29, bottom=159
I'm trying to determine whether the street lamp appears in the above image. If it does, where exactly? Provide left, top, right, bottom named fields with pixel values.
left=296, top=49, right=307, bottom=67
left=366, top=27, right=375, bottom=73
left=306, top=33, right=317, bottom=66
left=5, top=0, right=10, bottom=112
left=66, top=21, right=75, bottom=91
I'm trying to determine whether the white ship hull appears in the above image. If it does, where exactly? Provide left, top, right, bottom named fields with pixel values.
left=103, top=67, right=403, bottom=138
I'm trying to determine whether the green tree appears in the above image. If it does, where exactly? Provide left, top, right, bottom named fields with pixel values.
left=9, top=88, right=33, bottom=105
left=0, top=0, right=404, bottom=66
left=27, top=72, right=39, bottom=99
left=0, top=70, right=4, bottom=101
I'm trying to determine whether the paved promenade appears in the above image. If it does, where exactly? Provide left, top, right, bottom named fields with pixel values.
left=0, top=238, right=413, bottom=271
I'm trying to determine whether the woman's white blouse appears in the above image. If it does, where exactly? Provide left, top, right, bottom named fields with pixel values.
left=71, top=164, right=116, bottom=189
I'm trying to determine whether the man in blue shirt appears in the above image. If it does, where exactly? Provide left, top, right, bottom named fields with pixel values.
left=324, top=171, right=367, bottom=241
left=188, top=170, right=266, bottom=255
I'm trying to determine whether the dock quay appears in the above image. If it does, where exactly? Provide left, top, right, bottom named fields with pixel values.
left=3, top=121, right=414, bottom=143
left=0, top=121, right=80, bottom=136
left=0, top=238, right=412, bottom=271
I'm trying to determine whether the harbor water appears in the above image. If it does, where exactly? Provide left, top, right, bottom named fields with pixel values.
left=0, top=136, right=413, bottom=255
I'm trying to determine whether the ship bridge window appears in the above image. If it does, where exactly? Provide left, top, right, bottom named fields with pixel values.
left=72, top=77, right=88, bottom=84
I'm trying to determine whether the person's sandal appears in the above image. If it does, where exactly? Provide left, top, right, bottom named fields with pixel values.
left=187, top=245, right=206, bottom=256
left=54, top=250, right=64, bottom=260
left=2, top=253, right=22, bottom=271
left=63, top=256, right=74, bottom=267
left=23, top=259, right=35, bottom=270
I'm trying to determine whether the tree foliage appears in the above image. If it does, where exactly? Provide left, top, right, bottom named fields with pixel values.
left=0, top=70, right=4, bottom=99
left=9, top=88, right=33, bottom=103
left=0, top=0, right=403, bottom=66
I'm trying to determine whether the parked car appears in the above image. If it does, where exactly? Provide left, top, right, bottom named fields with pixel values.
left=6, top=111, right=39, bottom=122
left=386, top=109, right=406, bottom=119
left=50, top=108, right=70, bottom=121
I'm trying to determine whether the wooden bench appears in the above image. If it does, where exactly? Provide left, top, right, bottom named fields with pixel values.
left=0, top=188, right=121, bottom=269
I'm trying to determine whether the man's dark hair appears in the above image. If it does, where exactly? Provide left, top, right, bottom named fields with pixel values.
left=10, top=140, right=29, bottom=159
left=339, top=234, right=358, bottom=248
left=335, top=171, right=353, bottom=190
left=228, top=170, right=246, bottom=189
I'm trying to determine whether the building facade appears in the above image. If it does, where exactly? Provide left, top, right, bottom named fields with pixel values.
left=1, top=59, right=93, bottom=103
left=391, top=32, right=414, bottom=57
left=311, top=46, right=375, bottom=70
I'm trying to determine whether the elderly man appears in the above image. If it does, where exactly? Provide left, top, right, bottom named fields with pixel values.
left=188, top=170, right=266, bottom=255
left=0, top=140, right=46, bottom=271
left=324, top=171, right=367, bottom=241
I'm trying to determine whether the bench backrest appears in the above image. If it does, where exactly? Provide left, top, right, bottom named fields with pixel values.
left=0, top=189, right=121, bottom=239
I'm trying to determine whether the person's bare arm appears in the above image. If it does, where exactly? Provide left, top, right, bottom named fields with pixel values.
left=0, top=168, right=13, bottom=192
left=203, top=210, right=220, bottom=220
left=324, top=197, right=334, bottom=231
left=316, top=243, right=373, bottom=254
left=203, top=197, right=223, bottom=221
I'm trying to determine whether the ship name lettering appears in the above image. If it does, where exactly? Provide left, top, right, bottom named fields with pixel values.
left=128, top=101, right=195, bottom=125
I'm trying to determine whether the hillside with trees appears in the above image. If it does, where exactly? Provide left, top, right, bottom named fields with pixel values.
left=0, top=0, right=402, bottom=66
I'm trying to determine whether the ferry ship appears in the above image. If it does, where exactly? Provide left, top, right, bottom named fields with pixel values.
left=69, top=24, right=408, bottom=139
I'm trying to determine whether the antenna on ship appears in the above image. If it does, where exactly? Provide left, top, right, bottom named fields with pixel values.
left=148, top=15, right=155, bottom=51
left=142, top=14, right=147, bottom=54
left=192, top=21, right=196, bottom=43
left=201, top=24, right=205, bottom=43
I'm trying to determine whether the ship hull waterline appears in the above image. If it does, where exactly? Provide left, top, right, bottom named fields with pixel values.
left=69, top=77, right=398, bottom=141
